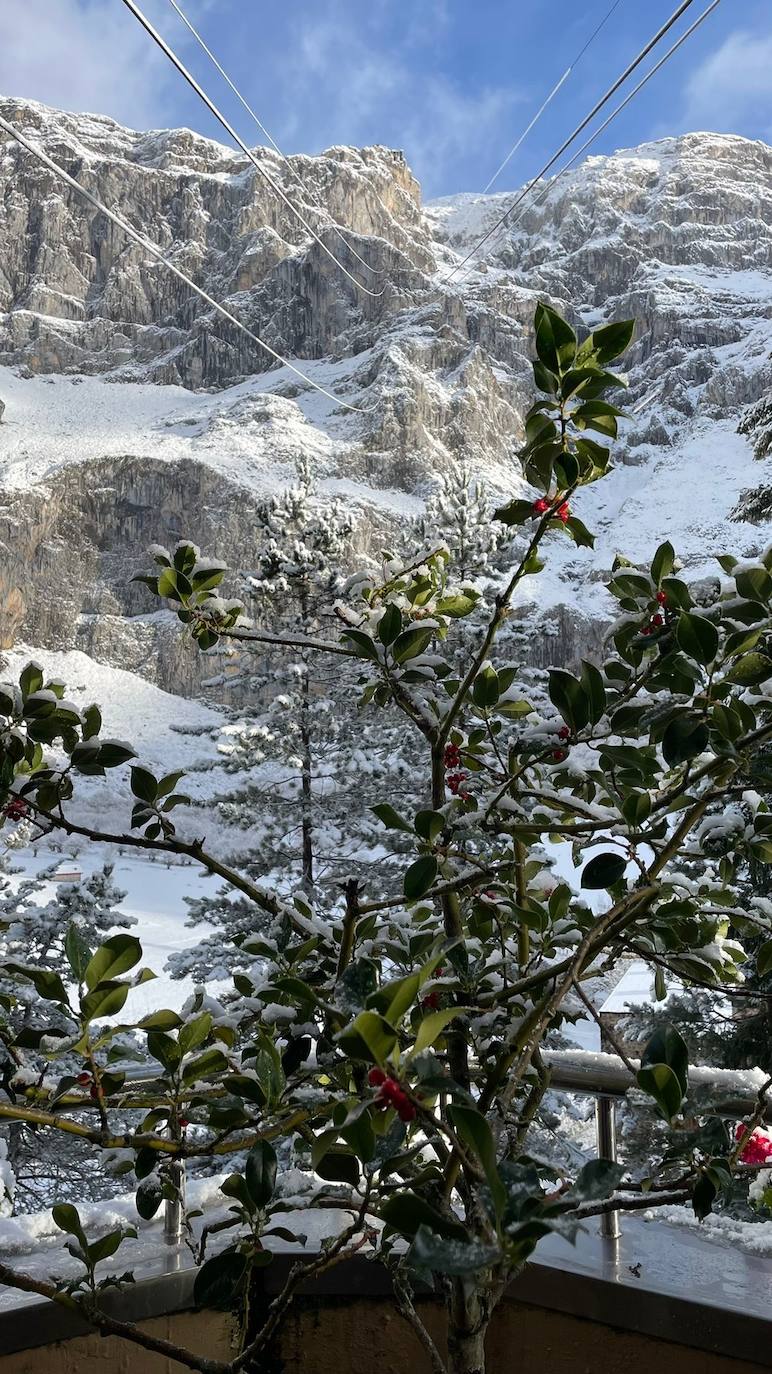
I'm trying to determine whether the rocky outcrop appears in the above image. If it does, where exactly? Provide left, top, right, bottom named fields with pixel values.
left=1, top=105, right=771, bottom=689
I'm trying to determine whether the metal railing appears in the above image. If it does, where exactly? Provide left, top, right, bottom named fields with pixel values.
left=159, top=1048, right=771, bottom=1245
left=543, top=1048, right=772, bottom=1240
left=16, top=1050, right=764, bottom=1245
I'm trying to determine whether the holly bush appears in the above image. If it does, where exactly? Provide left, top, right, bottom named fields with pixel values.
left=1, top=304, right=771, bottom=1374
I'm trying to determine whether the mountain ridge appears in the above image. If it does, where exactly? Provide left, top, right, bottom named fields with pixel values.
left=0, top=100, right=771, bottom=695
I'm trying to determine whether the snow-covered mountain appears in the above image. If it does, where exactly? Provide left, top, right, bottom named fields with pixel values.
left=1, top=99, right=771, bottom=693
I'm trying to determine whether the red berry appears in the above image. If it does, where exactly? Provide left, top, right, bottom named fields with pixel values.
left=552, top=749, right=568, bottom=763
left=557, top=502, right=570, bottom=524
left=89, top=1083, right=100, bottom=1099
left=3, top=798, right=28, bottom=822
left=557, top=725, right=570, bottom=741
left=447, top=771, right=467, bottom=796
left=380, top=1077, right=401, bottom=1101
left=641, top=627, right=651, bottom=637
left=178, top=1117, right=190, bottom=1130
left=656, top=590, right=668, bottom=605
left=443, top=744, right=461, bottom=769
left=76, top=1071, right=91, bottom=1086
left=398, top=1101, right=417, bottom=1123
left=368, top=1067, right=387, bottom=1087
left=532, top=497, right=550, bottom=516
left=422, top=990, right=440, bottom=1011
left=651, top=613, right=663, bottom=627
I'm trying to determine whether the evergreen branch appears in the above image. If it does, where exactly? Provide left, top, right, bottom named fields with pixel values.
left=0, top=1263, right=230, bottom=1374
left=220, top=627, right=357, bottom=658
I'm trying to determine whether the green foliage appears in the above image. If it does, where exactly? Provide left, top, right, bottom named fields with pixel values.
left=1, top=304, right=771, bottom=1371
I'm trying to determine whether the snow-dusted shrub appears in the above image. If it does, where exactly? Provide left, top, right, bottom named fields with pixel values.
left=0, top=306, right=771, bottom=1374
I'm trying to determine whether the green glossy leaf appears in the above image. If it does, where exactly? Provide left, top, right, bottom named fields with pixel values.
left=757, top=939, right=772, bottom=977
left=136, top=1175, right=164, bottom=1221
left=580, top=853, right=626, bottom=889
left=377, top=604, right=402, bottom=647
left=84, top=935, right=143, bottom=991
left=473, top=665, right=500, bottom=709
left=52, top=1203, right=87, bottom=1246
left=580, top=660, right=606, bottom=725
left=735, top=567, right=772, bottom=603
left=725, top=653, right=772, bottom=687
left=564, top=1158, right=624, bottom=1203
left=637, top=1025, right=688, bottom=1122
left=193, top=1249, right=248, bottom=1311
left=583, top=318, right=634, bottom=365
left=179, top=1013, right=213, bottom=1056
left=372, top=803, right=413, bottom=833
left=392, top=626, right=434, bottom=664
left=4, top=963, right=68, bottom=1004
left=651, top=541, right=675, bottom=585
left=494, top=498, right=538, bottom=527
left=404, top=855, right=438, bottom=901
left=65, top=924, right=92, bottom=983
left=130, top=766, right=158, bottom=804
left=410, top=1225, right=500, bottom=1276
left=675, top=612, right=718, bottom=666
left=662, top=715, right=709, bottom=768
left=246, top=1140, right=278, bottom=1209
left=448, top=1104, right=506, bottom=1219
left=80, top=980, right=130, bottom=1023
left=548, top=669, right=588, bottom=732
left=380, top=1192, right=467, bottom=1241
left=336, top=1010, right=398, bottom=1065
left=534, top=302, right=577, bottom=374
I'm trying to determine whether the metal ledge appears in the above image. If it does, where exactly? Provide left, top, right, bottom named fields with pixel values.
left=1, top=1216, right=770, bottom=1364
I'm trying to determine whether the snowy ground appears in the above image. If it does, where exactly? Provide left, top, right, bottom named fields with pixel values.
left=0, top=351, right=423, bottom=518
left=11, top=847, right=220, bottom=1015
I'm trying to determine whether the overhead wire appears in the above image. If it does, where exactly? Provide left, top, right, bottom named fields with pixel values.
left=0, top=111, right=377, bottom=414
left=482, top=0, right=626, bottom=194
left=118, top=0, right=386, bottom=298
left=164, top=0, right=382, bottom=279
left=474, top=0, right=722, bottom=271
left=446, top=0, right=700, bottom=282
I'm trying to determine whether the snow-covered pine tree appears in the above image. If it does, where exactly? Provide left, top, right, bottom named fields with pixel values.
left=0, top=859, right=131, bottom=1211
left=418, top=457, right=515, bottom=580
left=171, top=458, right=418, bottom=982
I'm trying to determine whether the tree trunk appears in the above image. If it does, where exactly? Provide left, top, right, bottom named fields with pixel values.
left=300, top=665, right=314, bottom=898
left=447, top=1279, right=495, bottom=1374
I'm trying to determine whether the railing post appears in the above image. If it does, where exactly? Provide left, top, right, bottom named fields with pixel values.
left=163, top=1157, right=186, bottom=1245
left=595, top=1094, right=621, bottom=1240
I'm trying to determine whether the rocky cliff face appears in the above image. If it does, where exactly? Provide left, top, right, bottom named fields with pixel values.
left=0, top=101, right=771, bottom=691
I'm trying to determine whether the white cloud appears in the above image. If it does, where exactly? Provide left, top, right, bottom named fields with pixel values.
left=679, top=27, right=772, bottom=139
left=0, top=0, right=177, bottom=129
left=275, top=11, right=521, bottom=196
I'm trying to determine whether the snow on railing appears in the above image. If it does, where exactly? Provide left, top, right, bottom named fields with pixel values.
left=542, top=1049, right=772, bottom=1239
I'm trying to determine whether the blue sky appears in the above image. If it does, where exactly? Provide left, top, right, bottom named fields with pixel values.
left=2, top=0, right=772, bottom=198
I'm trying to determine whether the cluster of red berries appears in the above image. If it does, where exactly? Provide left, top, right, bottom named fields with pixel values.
left=735, top=1123, right=772, bottom=1166
left=3, top=797, right=29, bottom=823
left=421, top=966, right=445, bottom=1011
left=552, top=724, right=571, bottom=762
left=532, top=498, right=570, bottom=524
left=446, top=771, right=471, bottom=800
left=641, top=590, right=669, bottom=638
left=368, top=1068, right=417, bottom=1122
left=76, top=1071, right=101, bottom=1100
left=444, top=742, right=471, bottom=800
